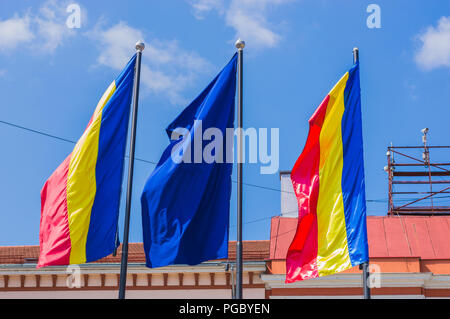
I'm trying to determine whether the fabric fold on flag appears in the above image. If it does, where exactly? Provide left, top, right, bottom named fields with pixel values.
left=38, top=55, right=136, bottom=268
left=286, top=62, right=369, bottom=283
left=141, top=54, right=237, bottom=268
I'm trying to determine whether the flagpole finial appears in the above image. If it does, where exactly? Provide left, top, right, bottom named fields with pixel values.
left=353, top=47, right=359, bottom=63
left=135, top=41, right=145, bottom=52
left=235, top=39, right=245, bottom=50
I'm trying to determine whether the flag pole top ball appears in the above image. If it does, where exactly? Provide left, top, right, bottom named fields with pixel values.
left=135, top=41, right=145, bottom=52
left=235, top=39, right=245, bottom=50
left=353, top=47, right=359, bottom=63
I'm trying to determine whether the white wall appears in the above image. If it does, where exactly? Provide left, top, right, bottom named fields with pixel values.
left=0, top=288, right=265, bottom=299
left=280, top=173, right=298, bottom=217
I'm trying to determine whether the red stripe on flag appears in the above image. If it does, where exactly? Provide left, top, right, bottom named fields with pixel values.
left=285, top=95, right=329, bottom=283
left=37, top=155, right=72, bottom=268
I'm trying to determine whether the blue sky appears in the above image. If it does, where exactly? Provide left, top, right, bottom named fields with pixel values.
left=0, top=0, right=449, bottom=246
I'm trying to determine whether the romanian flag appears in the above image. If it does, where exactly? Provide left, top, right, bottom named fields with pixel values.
left=38, top=55, right=136, bottom=268
left=286, top=62, right=369, bottom=283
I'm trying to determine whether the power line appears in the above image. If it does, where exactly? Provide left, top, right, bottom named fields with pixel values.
left=0, top=118, right=289, bottom=192
left=0, top=119, right=77, bottom=144
left=0, top=119, right=158, bottom=165
left=4, top=118, right=447, bottom=205
left=230, top=213, right=284, bottom=228
left=4, top=117, right=450, bottom=239
left=1, top=118, right=298, bottom=241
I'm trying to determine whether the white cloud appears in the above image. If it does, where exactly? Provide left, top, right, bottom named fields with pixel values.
left=91, top=22, right=144, bottom=70
left=34, top=0, right=76, bottom=53
left=89, top=22, right=213, bottom=105
left=0, top=0, right=77, bottom=54
left=0, top=3, right=211, bottom=105
left=0, top=15, right=34, bottom=51
left=189, top=0, right=225, bottom=19
left=189, top=0, right=291, bottom=49
left=415, top=16, right=450, bottom=70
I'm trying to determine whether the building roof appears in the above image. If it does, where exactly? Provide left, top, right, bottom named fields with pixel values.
left=0, top=240, right=270, bottom=265
left=2, top=215, right=449, bottom=266
left=269, top=215, right=450, bottom=260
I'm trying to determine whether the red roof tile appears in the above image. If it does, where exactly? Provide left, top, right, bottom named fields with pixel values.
left=0, top=241, right=270, bottom=265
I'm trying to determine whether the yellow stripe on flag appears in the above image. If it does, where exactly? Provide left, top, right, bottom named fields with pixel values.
left=66, top=81, right=116, bottom=264
left=316, top=72, right=352, bottom=276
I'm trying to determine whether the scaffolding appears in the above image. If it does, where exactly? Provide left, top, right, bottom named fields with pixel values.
left=386, top=129, right=450, bottom=216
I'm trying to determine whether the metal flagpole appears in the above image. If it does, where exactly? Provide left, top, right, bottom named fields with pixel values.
left=118, top=41, right=145, bottom=300
left=353, top=46, right=371, bottom=300
left=362, top=262, right=370, bottom=299
left=235, top=38, right=245, bottom=299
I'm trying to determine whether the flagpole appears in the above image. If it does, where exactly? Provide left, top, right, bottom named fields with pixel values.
left=353, top=46, right=371, bottom=300
left=362, top=262, right=370, bottom=299
left=234, top=38, right=245, bottom=300
left=118, top=41, right=145, bottom=300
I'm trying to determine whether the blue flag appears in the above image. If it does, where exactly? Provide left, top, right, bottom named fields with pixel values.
left=141, top=54, right=237, bottom=268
